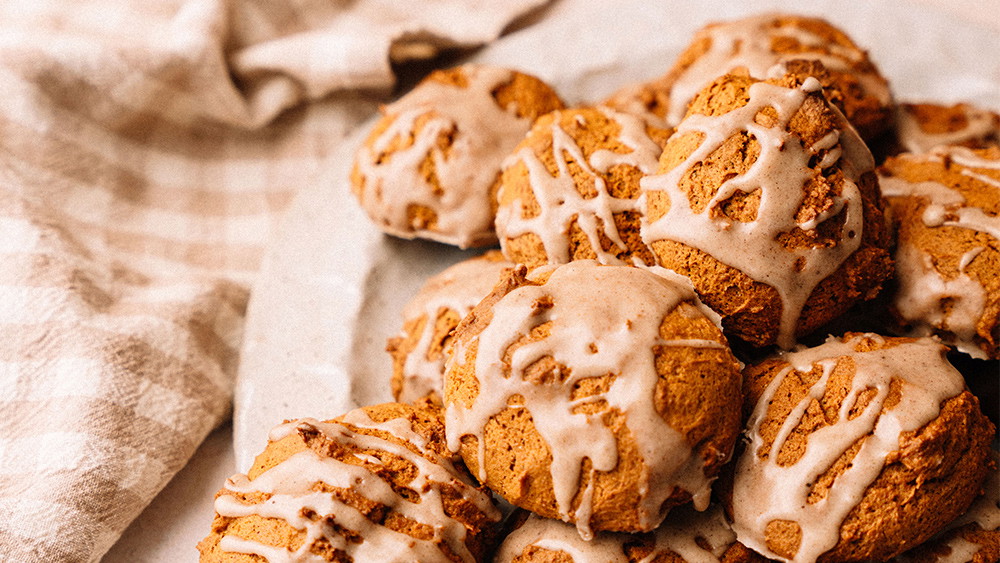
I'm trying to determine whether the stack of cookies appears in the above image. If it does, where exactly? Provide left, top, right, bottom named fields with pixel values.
left=200, top=12, right=999, bottom=563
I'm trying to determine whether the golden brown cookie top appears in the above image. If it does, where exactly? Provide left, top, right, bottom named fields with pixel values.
left=494, top=506, right=742, bottom=563
left=604, top=13, right=892, bottom=140
left=388, top=251, right=514, bottom=403
left=893, top=103, right=1000, bottom=155
left=444, top=261, right=742, bottom=536
left=879, top=146, right=1000, bottom=359
left=732, top=333, right=995, bottom=563
left=199, top=402, right=501, bottom=563
left=496, top=106, right=670, bottom=268
left=351, top=64, right=564, bottom=249
left=640, top=72, right=885, bottom=349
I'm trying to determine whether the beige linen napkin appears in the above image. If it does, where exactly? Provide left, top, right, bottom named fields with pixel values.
left=0, top=1, right=545, bottom=561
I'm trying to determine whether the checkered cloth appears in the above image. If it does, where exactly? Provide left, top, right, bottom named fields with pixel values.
left=0, top=1, right=544, bottom=560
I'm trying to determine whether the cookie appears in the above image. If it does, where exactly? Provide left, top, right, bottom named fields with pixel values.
left=388, top=251, right=514, bottom=403
left=604, top=13, right=892, bottom=141
left=443, top=261, right=743, bottom=536
left=198, top=402, right=502, bottom=562
left=640, top=71, right=892, bottom=348
left=495, top=106, right=671, bottom=268
left=494, top=505, right=768, bottom=563
left=729, top=334, right=996, bottom=563
left=351, top=64, right=565, bottom=248
left=879, top=146, right=1000, bottom=359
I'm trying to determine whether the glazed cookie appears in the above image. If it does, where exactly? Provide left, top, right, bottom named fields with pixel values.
left=604, top=13, right=892, bottom=141
left=639, top=72, right=892, bottom=349
left=444, top=261, right=743, bottom=537
left=495, top=106, right=671, bottom=268
left=494, top=505, right=768, bottom=563
left=890, top=103, right=1000, bottom=156
left=351, top=64, right=564, bottom=248
left=387, top=251, right=514, bottom=403
left=198, top=402, right=502, bottom=562
left=893, top=462, right=999, bottom=563
left=730, top=334, right=996, bottom=563
left=879, top=146, right=1000, bottom=359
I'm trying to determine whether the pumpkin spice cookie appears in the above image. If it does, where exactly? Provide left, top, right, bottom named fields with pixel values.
left=351, top=64, right=564, bottom=248
left=639, top=71, right=892, bottom=349
left=879, top=146, right=1000, bottom=359
left=387, top=251, right=514, bottom=404
left=443, top=261, right=743, bottom=537
left=495, top=106, right=671, bottom=268
left=729, top=334, right=996, bottom=563
left=198, top=402, right=502, bottom=562
left=604, top=13, right=893, bottom=141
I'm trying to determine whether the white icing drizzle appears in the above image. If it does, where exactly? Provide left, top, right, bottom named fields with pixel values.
left=879, top=173, right=988, bottom=235
left=895, top=104, right=1000, bottom=154
left=220, top=534, right=327, bottom=563
left=892, top=242, right=988, bottom=360
left=880, top=148, right=999, bottom=359
left=445, top=261, right=727, bottom=538
left=354, top=65, right=538, bottom=248
left=639, top=504, right=737, bottom=563
left=879, top=176, right=966, bottom=202
left=663, top=14, right=890, bottom=127
left=494, top=504, right=736, bottom=563
left=217, top=416, right=499, bottom=562
left=918, top=195, right=1000, bottom=241
left=959, top=247, right=985, bottom=271
left=640, top=78, right=868, bottom=349
left=338, top=408, right=430, bottom=454
left=731, top=335, right=966, bottom=563
left=948, top=145, right=1000, bottom=172
left=496, top=514, right=631, bottom=563
left=934, top=539, right=981, bottom=563
left=495, top=107, right=664, bottom=266
left=395, top=254, right=513, bottom=402
left=946, top=149, right=1000, bottom=241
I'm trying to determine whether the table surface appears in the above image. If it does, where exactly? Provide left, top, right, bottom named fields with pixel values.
left=101, top=2, right=1000, bottom=561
